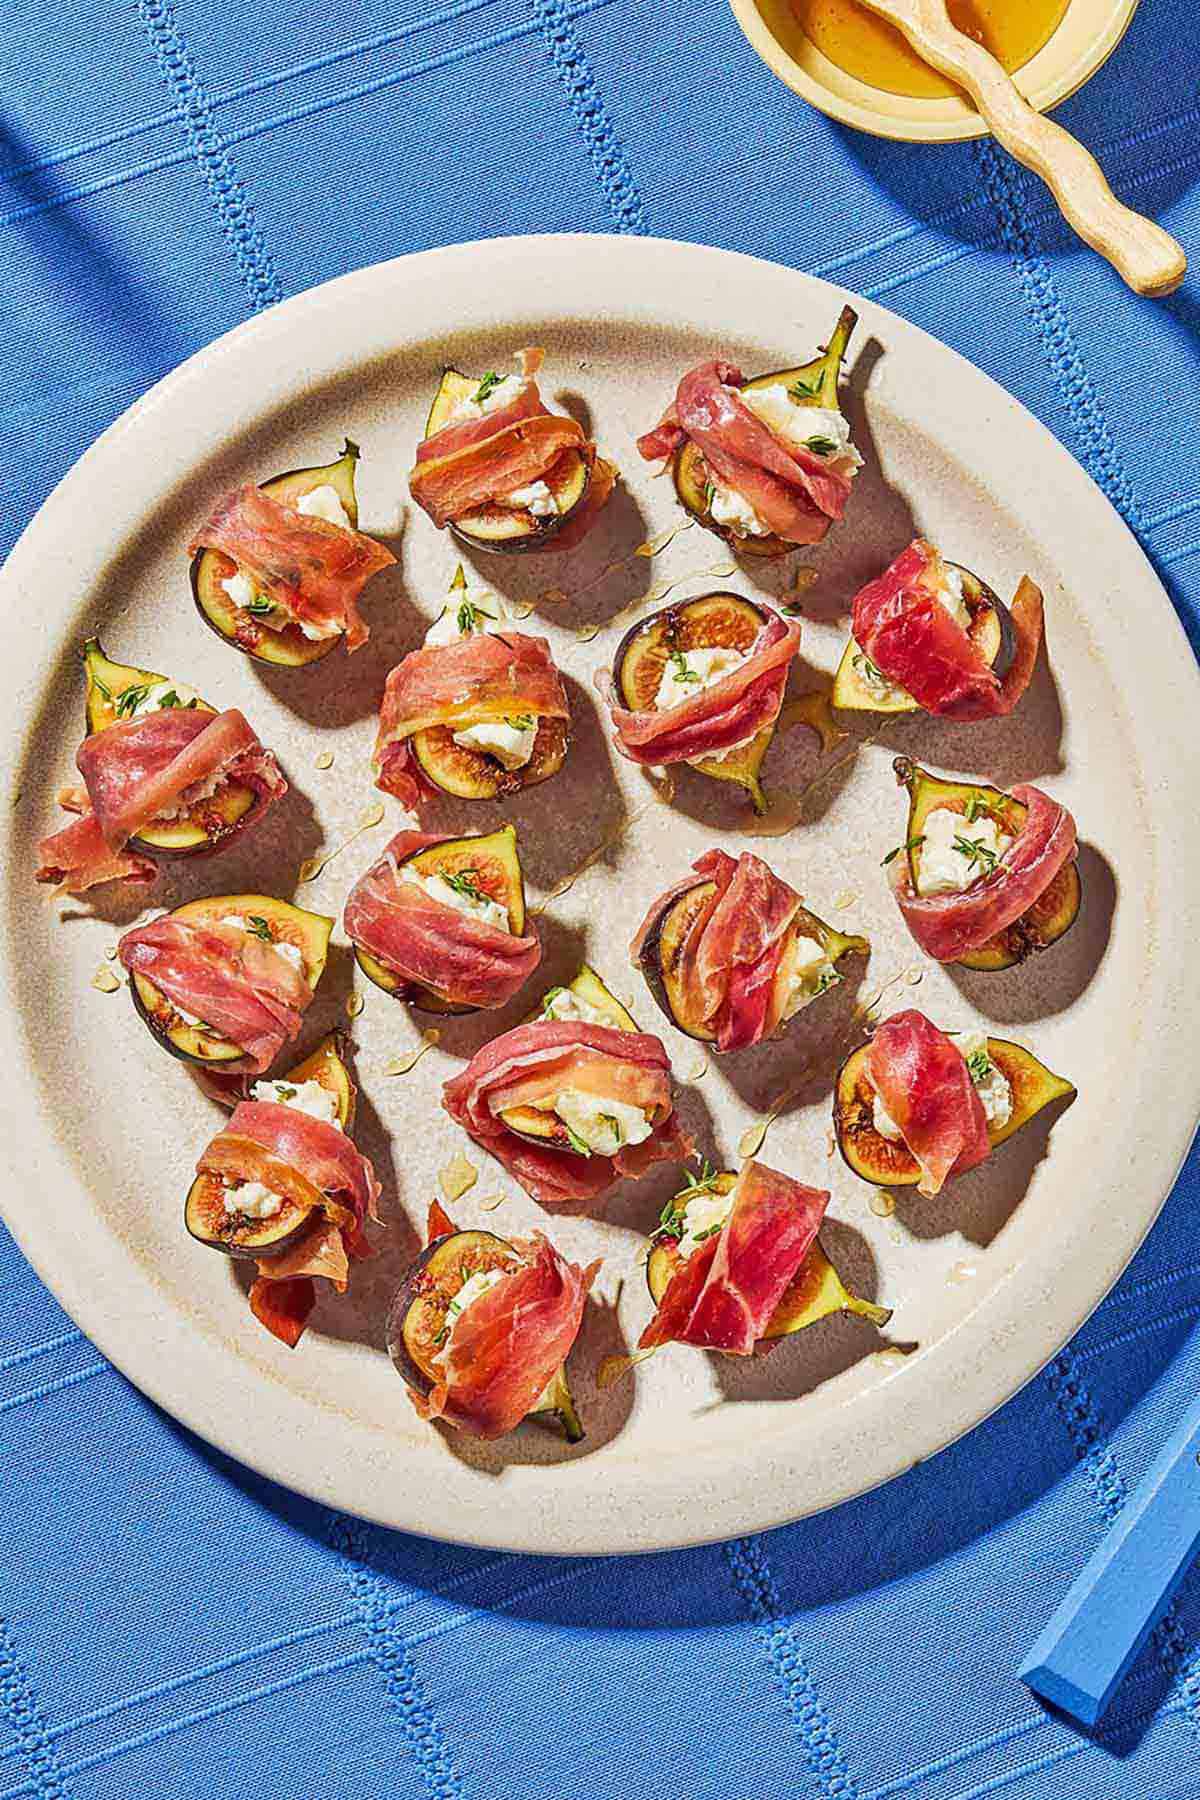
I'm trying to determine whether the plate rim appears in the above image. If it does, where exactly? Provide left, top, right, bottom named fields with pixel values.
left=2, top=233, right=1198, bottom=1556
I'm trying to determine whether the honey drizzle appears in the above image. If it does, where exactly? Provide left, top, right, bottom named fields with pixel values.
left=299, top=802, right=385, bottom=883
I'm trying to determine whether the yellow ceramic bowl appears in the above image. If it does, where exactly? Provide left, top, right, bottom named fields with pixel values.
left=730, top=0, right=1139, bottom=142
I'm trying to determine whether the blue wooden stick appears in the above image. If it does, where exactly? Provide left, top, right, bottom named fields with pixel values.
left=1019, top=1390, right=1200, bottom=1726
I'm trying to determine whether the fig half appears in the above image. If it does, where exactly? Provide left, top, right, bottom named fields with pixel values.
left=81, top=637, right=257, bottom=856
left=891, top=757, right=1082, bottom=971
left=387, top=1223, right=584, bottom=1441
left=184, top=1032, right=354, bottom=1259
left=647, top=1170, right=891, bottom=1337
left=191, top=441, right=361, bottom=668
left=612, top=590, right=777, bottom=812
left=831, top=563, right=1015, bottom=715
left=672, top=306, right=858, bottom=559
left=130, top=894, right=333, bottom=1071
left=353, top=823, right=528, bottom=1016
left=833, top=1036, right=1075, bottom=1187
left=423, top=370, right=591, bottom=554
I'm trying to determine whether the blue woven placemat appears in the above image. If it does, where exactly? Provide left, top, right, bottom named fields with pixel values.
left=3, top=2, right=1199, bottom=1795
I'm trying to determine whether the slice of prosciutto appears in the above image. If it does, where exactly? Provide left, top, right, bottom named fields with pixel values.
left=412, top=1224, right=598, bottom=1439
left=851, top=539, right=1043, bottom=719
left=343, top=829, right=541, bottom=1010
left=640, top=1160, right=829, bottom=1355
left=638, top=360, right=852, bottom=543
left=189, top=482, right=396, bottom=652
left=118, top=914, right=313, bottom=1072
left=865, top=1010, right=990, bottom=1198
left=409, top=351, right=607, bottom=543
left=442, top=1020, right=693, bottom=1206
left=604, top=607, right=800, bottom=767
left=198, top=1099, right=380, bottom=1348
left=631, top=850, right=802, bottom=1051
left=36, top=708, right=286, bottom=895
left=890, top=784, right=1078, bottom=963
left=374, top=630, right=569, bottom=812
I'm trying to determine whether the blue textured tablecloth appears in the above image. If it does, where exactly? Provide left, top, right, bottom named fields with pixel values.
left=3, top=2, right=1199, bottom=1795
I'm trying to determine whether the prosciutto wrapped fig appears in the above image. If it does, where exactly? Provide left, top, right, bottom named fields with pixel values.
left=833, top=1009, right=1075, bottom=1195
left=638, top=307, right=859, bottom=557
left=187, top=1034, right=380, bottom=1348
left=410, top=350, right=616, bottom=554
left=35, top=639, right=286, bottom=895
left=387, top=1201, right=596, bottom=1440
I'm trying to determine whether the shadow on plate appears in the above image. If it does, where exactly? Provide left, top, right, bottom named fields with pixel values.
left=891, top=1078, right=1076, bottom=1249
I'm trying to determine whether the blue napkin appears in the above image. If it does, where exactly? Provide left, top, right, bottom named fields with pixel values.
left=2, top=2, right=1198, bottom=1795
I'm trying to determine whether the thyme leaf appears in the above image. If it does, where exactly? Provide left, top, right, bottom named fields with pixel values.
left=953, top=833, right=999, bottom=875
left=788, top=376, right=821, bottom=402
left=881, top=835, right=924, bottom=867
left=563, top=1122, right=592, bottom=1158
left=471, top=371, right=503, bottom=406
left=245, top=915, right=275, bottom=943
left=114, top=684, right=152, bottom=718
left=440, top=867, right=489, bottom=905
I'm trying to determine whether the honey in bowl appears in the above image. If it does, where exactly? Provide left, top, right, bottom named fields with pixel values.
left=792, top=0, right=1071, bottom=98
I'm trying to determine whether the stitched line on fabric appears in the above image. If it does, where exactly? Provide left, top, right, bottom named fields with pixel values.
left=0, top=1546, right=538, bottom=1771
left=0, top=1651, right=370, bottom=1800
left=1074, top=1297, right=1200, bottom=1365
left=855, top=140, right=1197, bottom=313
left=135, top=0, right=282, bottom=312
left=0, top=0, right=617, bottom=237
left=327, top=1513, right=465, bottom=1800
left=0, top=1363, right=109, bottom=1416
left=0, top=1615, right=353, bottom=1769
left=530, top=0, right=647, bottom=233
left=894, top=1695, right=1190, bottom=1800
left=0, top=1617, right=72, bottom=1800
left=1162, top=535, right=1200, bottom=569
left=0, top=1331, right=82, bottom=1376
left=1046, top=1350, right=1200, bottom=1739
left=724, top=1536, right=860, bottom=1798
left=971, top=137, right=1144, bottom=530
left=860, top=1657, right=1174, bottom=1800
left=0, top=0, right=504, bottom=187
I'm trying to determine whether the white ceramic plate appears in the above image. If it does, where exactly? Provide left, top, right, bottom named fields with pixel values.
left=2, top=236, right=1197, bottom=1556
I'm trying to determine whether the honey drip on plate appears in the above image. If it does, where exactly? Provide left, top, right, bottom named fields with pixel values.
left=634, top=519, right=695, bottom=558
left=534, top=801, right=651, bottom=911
left=345, top=992, right=364, bottom=1020
left=853, top=965, right=914, bottom=1029
left=299, top=802, right=385, bottom=883
left=91, top=965, right=121, bottom=993
left=777, top=688, right=847, bottom=755
left=743, top=731, right=871, bottom=839
left=439, top=1152, right=477, bottom=1203
left=384, top=1029, right=440, bottom=1076
left=868, top=1189, right=896, bottom=1218
left=685, top=1054, right=709, bottom=1082
left=314, top=749, right=335, bottom=770
left=738, top=1068, right=812, bottom=1157
left=478, top=1190, right=506, bottom=1212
